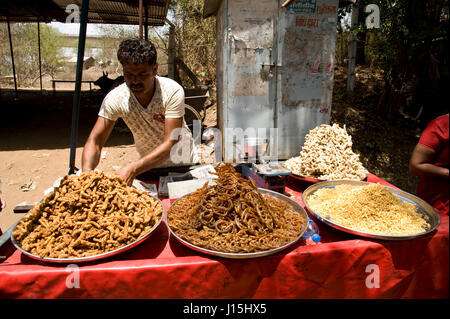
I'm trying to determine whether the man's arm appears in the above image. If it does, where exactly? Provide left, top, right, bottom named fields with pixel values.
left=82, top=116, right=116, bottom=171
left=116, top=117, right=183, bottom=185
left=409, top=144, right=449, bottom=180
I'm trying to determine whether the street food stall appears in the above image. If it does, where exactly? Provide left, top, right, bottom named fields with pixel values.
left=0, top=125, right=448, bottom=298
left=0, top=0, right=448, bottom=300
left=0, top=170, right=448, bottom=298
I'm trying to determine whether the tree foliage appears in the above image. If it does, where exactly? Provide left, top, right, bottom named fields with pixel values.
left=94, top=24, right=139, bottom=70
left=168, top=0, right=216, bottom=87
left=349, top=0, right=449, bottom=123
left=0, top=23, right=64, bottom=86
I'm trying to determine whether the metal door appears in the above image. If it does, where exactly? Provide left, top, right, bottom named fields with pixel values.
left=222, top=0, right=279, bottom=162
left=218, top=0, right=338, bottom=162
left=276, top=0, right=338, bottom=159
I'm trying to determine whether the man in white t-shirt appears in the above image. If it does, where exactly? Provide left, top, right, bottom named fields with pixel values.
left=82, top=38, right=197, bottom=185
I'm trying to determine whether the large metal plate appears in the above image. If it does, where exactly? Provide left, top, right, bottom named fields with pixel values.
left=289, top=173, right=325, bottom=184
left=302, top=180, right=440, bottom=240
left=166, top=188, right=309, bottom=259
left=289, top=172, right=368, bottom=184
left=11, top=189, right=165, bottom=264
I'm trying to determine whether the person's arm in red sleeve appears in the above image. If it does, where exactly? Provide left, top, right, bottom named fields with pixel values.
left=409, top=143, right=450, bottom=180
left=410, top=115, right=450, bottom=180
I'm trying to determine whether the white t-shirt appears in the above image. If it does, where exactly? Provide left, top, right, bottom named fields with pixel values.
left=98, top=76, right=197, bottom=167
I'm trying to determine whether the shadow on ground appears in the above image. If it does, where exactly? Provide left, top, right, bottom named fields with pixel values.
left=0, top=89, right=133, bottom=151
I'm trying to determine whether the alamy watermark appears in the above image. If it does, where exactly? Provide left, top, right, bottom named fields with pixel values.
left=168, top=121, right=279, bottom=164
left=365, top=264, right=380, bottom=288
left=65, top=264, right=80, bottom=289
left=65, top=4, right=80, bottom=23
left=365, top=4, right=380, bottom=29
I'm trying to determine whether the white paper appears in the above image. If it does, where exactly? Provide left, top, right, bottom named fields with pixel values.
left=190, top=165, right=217, bottom=179
left=132, top=179, right=158, bottom=197
left=168, top=178, right=214, bottom=199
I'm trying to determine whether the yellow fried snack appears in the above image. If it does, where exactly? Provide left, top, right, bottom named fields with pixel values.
left=306, top=183, right=430, bottom=236
left=13, top=171, right=163, bottom=258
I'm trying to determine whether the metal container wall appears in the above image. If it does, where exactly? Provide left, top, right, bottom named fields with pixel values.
left=215, top=0, right=338, bottom=161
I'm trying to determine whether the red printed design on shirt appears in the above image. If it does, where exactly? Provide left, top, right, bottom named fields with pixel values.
left=153, top=113, right=165, bottom=123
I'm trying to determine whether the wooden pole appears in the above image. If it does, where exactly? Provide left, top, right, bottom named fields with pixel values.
left=168, top=24, right=175, bottom=79
left=6, top=13, right=18, bottom=100
left=347, top=5, right=358, bottom=92
left=144, top=6, right=148, bottom=41
left=139, top=0, right=143, bottom=39
left=37, top=18, right=43, bottom=93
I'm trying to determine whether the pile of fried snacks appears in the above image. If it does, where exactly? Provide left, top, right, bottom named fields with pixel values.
left=284, top=124, right=368, bottom=180
left=168, top=163, right=306, bottom=253
left=306, top=183, right=430, bottom=236
left=13, top=171, right=163, bottom=259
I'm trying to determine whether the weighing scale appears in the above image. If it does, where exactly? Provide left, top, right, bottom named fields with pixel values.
left=234, top=137, right=291, bottom=193
left=241, top=162, right=291, bottom=193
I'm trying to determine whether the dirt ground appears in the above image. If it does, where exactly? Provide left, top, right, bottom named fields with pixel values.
left=0, top=86, right=217, bottom=233
left=0, top=64, right=423, bottom=234
left=330, top=65, right=422, bottom=194
left=0, top=90, right=135, bottom=232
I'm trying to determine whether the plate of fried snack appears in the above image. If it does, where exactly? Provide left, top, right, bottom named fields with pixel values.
left=302, top=180, right=440, bottom=240
left=284, top=124, right=368, bottom=183
left=166, top=163, right=309, bottom=259
left=11, top=170, right=164, bottom=263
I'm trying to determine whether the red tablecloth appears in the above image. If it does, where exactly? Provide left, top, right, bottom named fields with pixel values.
left=0, top=174, right=448, bottom=299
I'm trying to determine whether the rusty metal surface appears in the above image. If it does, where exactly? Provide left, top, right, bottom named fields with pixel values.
left=215, top=0, right=338, bottom=162
left=1, top=0, right=170, bottom=25
left=277, top=0, right=338, bottom=158
left=221, top=0, right=278, bottom=162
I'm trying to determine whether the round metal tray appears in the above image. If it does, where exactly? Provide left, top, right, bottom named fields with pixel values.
left=289, top=173, right=367, bottom=184
left=11, top=194, right=165, bottom=264
left=302, top=180, right=440, bottom=240
left=166, top=188, right=309, bottom=259
left=289, top=173, right=324, bottom=184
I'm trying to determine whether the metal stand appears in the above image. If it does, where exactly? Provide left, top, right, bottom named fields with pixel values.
left=6, top=12, right=18, bottom=100
left=68, top=0, right=90, bottom=174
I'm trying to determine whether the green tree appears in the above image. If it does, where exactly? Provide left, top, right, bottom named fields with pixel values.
left=168, top=0, right=216, bottom=87
left=350, top=0, right=449, bottom=123
left=0, top=23, right=64, bottom=87
left=95, top=24, right=139, bottom=71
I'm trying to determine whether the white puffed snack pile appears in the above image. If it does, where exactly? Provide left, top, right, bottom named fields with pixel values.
left=284, top=124, right=368, bottom=180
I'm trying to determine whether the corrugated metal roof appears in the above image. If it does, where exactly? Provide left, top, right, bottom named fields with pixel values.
left=0, top=0, right=170, bottom=26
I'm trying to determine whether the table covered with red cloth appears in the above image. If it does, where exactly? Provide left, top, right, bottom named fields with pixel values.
left=0, top=174, right=448, bottom=299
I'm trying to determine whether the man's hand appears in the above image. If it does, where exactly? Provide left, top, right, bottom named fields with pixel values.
left=113, top=118, right=186, bottom=185
left=115, top=163, right=138, bottom=186
left=82, top=117, right=116, bottom=172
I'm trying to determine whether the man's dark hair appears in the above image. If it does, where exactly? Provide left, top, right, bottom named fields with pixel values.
left=117, top=38, right=157, bottom=65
